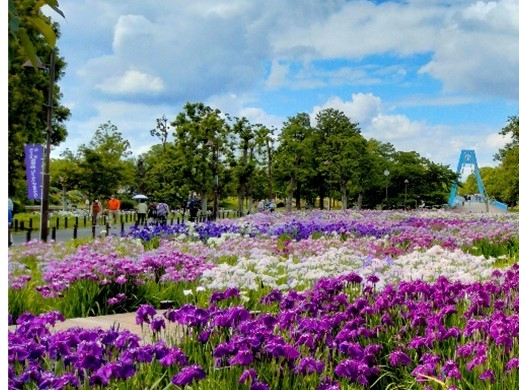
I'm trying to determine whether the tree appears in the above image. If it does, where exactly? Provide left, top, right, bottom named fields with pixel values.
left=250, top=125, right=274, bottom=204
left=150, top=115, right=170, bottom=153
left=73, top=122, right=134, bottom=201
left=275, top=113, right=314, bottom=211
left=494, top=116, right=519, bottom=207
left=171, top=102, right=229, bottom=215
left=362, top=139, right=397, bottom=208
left=228, top=117, right=257, bottom=215
left=8, top=0, right=70, bottom=203
left=315, top=108, right=368, bottom=210
left=9, top=0, right=65, bottom=67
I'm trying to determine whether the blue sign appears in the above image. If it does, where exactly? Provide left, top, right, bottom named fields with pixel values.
left=24, top=144, right=43, bottom=200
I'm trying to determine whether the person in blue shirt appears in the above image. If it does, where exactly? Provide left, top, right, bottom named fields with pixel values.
left=8, top=198, right=14, bottom=247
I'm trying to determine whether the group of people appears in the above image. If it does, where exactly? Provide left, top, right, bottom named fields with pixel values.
left=89, top=194, right=121, bottom=226
left=135, top=199, right=170, bottom=226
left=89, top=194, right=172, bottom=227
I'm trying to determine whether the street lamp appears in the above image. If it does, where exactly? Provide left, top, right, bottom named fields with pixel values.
left=383, top=169, right=390, bottom=208
left=404, top=179, right=409, bottom=210
left=205, top=139, right=219, bottom=220
left=23, top=50, right=55, bottom=242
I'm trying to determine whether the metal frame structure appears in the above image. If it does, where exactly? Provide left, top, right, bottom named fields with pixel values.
left=448, top=150, right=486, bottom=207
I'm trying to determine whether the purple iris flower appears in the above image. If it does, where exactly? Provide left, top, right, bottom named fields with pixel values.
left=316, top=376, right=341, bottom=390
left=170, top=364, right=206, bottom=386
left=260, top=289, right=283, bottom=304
left=479, top=369, right=495, bottom=383
left=411, top=363, right=437, bottom=383
left=150, top=317, right=165, bottom=332
left=250, top=381, right=270, bottom=390
left=334, top=358, right=370, bottom=386
left=135, top=304, right=157, bottom=325
left=238, top=368, right=257, bottom=384
left=388, top=350, right=412, bottom=367
left=294, top=357, right=325, bottom=375
left=197, top=329, right=212, bottom=343
left=506, top=357, right=519, bottom=372
left=229, top=348, right=254, bottom=366
left=441, top=360, right=461, bottom=380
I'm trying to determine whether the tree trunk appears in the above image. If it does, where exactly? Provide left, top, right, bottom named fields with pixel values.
left=318, top=187, right=325, bottom=209
left=339, top=178, right=348, bottom=210
left=357, top=193, right=363, bottom=210
left=286, top=174, right=295, bottom=212
left=238, top=184, right=245, bottom=216
left=295, top=181, right=301, bottom=210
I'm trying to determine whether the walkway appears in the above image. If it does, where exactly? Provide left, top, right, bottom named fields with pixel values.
left=10, top=226, right=121, bottom=246
left=8, top=311, right=184, bottom=345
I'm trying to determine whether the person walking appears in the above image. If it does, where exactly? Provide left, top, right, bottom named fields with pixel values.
left=91, top=198, right=103, bottom=226
left=8, top=198, right=14, bottom=247
left=107, top=194, right=121, bottom=226
left=187, top=192, right=200, bottom=222
left=156, top=200, right=170, bottom=226
left=136, top=199, right=148, bottom=226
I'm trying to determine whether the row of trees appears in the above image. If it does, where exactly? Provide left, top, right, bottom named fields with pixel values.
left=46, top=102, right=459, bottom=215
left=45, top=113, right=519, bottom=215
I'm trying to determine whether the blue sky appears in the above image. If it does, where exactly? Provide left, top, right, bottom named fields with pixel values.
left=43, top=0, right=518, bottom=169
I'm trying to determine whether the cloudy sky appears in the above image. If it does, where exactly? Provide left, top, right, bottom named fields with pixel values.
left=49, top=0, right=518, bottom=170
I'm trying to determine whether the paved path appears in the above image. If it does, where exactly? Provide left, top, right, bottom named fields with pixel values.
left=8, top=311, right=184, bottom=345
left=10, top=224, right=128, bottom=245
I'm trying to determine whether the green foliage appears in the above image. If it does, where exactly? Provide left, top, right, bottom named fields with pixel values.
left=8, top=0, right=70, bottom=203
left=8, top=0, right=64, bottom=67
left=465, top=238, right=519, bottom=267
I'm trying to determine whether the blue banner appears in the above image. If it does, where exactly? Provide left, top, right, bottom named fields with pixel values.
left=25, top=144, right=43, bottom=200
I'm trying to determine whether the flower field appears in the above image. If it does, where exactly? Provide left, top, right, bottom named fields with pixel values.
left=8, top=210, right=519, bottom=389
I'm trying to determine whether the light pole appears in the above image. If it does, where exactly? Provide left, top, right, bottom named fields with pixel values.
left=404, top=179, right=409, bottom=210
left=23, top=50, right=55, bottom=242
left=205, top=139, right=219, bottom=220
left=383, top=169, right=389, bottom=209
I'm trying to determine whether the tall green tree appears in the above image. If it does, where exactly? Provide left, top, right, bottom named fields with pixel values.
left=363, top=139, right=397, bottom=208
left=171, top=102, right=229, bottom=214
left=150, top=115, right=170, bottom=153
left=274, top=113, right=314, bottom=211
left=227, top=117, right=257, bottom=215
left=315, top=108, right=368, bottom=210
left=247, top=125, right=274, bottom=204
left=71, top=122, right=134, bottom=201
left=8, top=0, right=70, bottom=203
left=494, top=116, right=519, bottom=207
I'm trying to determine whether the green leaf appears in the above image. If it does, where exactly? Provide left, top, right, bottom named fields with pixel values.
left=41, top=0, right=66, bottom=19
left=26, top=16, right=56, bottom=48
left=18, top=28, right=40, bottom=70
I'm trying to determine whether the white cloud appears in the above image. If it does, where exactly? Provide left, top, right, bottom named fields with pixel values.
left=485, top=131, right=513, bottom=149
left=306, top=92, right=503, bottom=169
left=419, top=0, right=519, bottom=98
left=266, top=61, right=290, bottom=89
left=97, top=69, right=164, bottom=94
